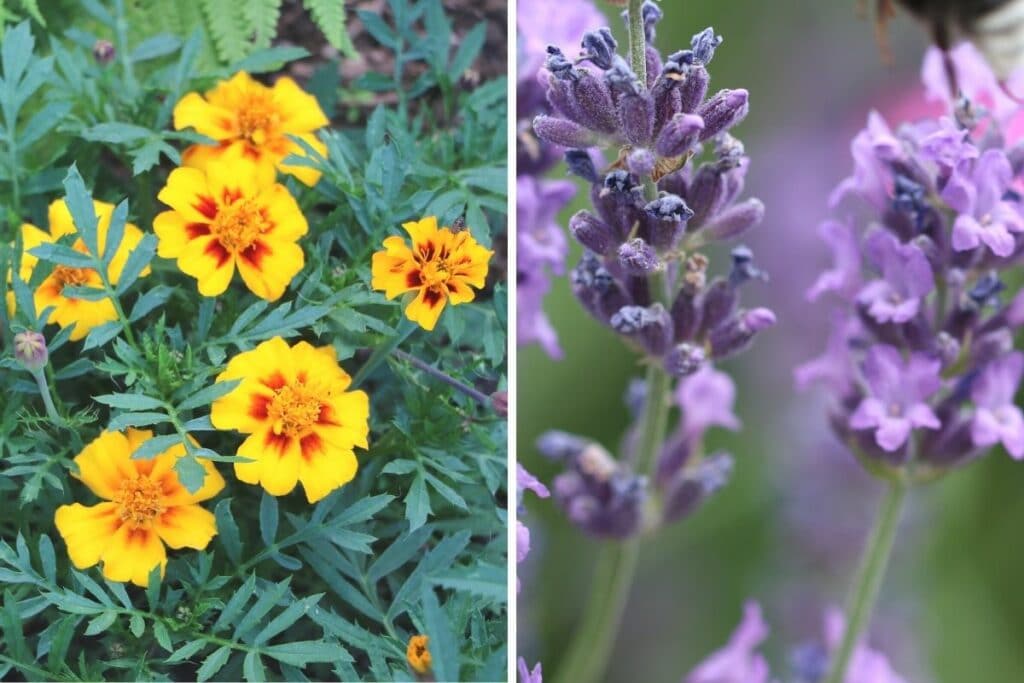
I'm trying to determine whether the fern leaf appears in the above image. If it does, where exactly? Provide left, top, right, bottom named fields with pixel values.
left=305, top=0, right=354, bottom=57
left=243, top=0, right=281, bottom=51
left=200, top=0, right=250, bottom=63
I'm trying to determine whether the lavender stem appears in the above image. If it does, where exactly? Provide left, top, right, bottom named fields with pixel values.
left=627, top=0, right=647, bottom=87
left=823, top=480, right=907, bottom=683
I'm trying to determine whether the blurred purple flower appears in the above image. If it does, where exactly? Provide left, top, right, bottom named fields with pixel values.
left=794, top=312, right=861, bottom=395
left=676, top=365, right=741, bottom=437
left=849, top=345, right=941, bottom=452
left=829, top=112, right=902, bottom=211
left=517, top=463, right=551, bottom=592
left=821, top=608, right=909, bottom=683
left=684, top=602, right=770, bottom=683
left=518, top=657, right=543, bottom=683
left=921, top=42, right=1024, bottom=122
left=518, top=176, right=575, bottom=357
left=856, top=231, right=934, bottom=324
left=943, top=149, right=1023, bottom=257
left=807, top=218, right=862, bottom=302
left=516, top=0, right=605, bottom=86
left=970, top=351, right=1024, bottom=458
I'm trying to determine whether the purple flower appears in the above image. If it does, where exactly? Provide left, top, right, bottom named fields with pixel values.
left=943, top=149, right=1024, bottom=257
left=676, top=365, right=740, bottom=437
left=684, top=602, right=770, bottom=683
left=822, top=608, right=908, bottom=683
left=970, top=352, right=1024, bottom=458
left=917, top=116, right=978, bottom=170
left=518, top=658, right=543, bottom=683
left=517, top=177, right=575, bottom=357
left=517, top=463, right=551, bottom=503
left=856, top=231, right=934, bottom=324
left=516, top=0, right=605, bottom=86
left=807, top=218, right=862, bottom=302
left=921, top=42, right=1024, bottom=120
left=849, top=345, right=942, bottom=452
left=794, top=312, right=861, bottom=395
left=829, top=111, right=902, bottom=211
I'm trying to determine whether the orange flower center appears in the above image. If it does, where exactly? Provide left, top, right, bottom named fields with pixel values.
left=114, top=476, right=165, bottom=527
left=420, top=259, right=451, bottom=288
left=237, top=97, right=279, bottom=145
left=53, top=265, right=92, bottom=291
left=268, top=383, right=324, bottom=438
left=211, top=199, right=268, bottom=252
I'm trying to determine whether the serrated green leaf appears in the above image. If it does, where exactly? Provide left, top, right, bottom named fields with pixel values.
left=196, top=645, right=231, bottom=682
left=84, top=611, right=116, bottom=636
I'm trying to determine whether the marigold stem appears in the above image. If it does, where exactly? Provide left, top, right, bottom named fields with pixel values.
left=823, top=480, right=907, bottom=683
left=31, top=369, right=62, bottom=425
left=391, top=348, right=491, bottom=407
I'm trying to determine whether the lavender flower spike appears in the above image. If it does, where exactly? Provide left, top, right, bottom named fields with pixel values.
left=943, top=149, right=1024, bottom=257
left=970, top=352, right=1024, bottom=458
left=849, top=345, right=942, bottom=452
left=856, top=230, right=934, bottom=325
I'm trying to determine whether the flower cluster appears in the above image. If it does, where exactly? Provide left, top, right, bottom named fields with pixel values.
left=799, top=85, right=1024, bottom=475
left=530, top=2, right=773, bottom=538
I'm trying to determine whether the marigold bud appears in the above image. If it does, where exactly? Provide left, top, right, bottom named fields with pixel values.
left=14, top=331, right=48, bottom=373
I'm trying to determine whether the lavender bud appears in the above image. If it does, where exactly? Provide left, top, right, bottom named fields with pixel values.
left=670, top=289, right=702, bottom=342
left=565, top=149, right=599, bottom=183
left=605, top=56, right=641, bottom=98
left=690, top=27, right=723, bottom=65
left=627, top=148, right=656, bottom=177
left=679, top=65, right=710, bottom=113
left=698, top=89, right=749, bottom=140
left=644, top=193, right=693, bottom=249
left=544, top=46, right=576, bottom=81
left=533, top=115, right=597, bottom=148
left=968, top=272, right=1004, bottom=308
left=652, top=67, right=684, bottom=132
left=640, top=1, right=663, bottom=44
left=709, top=307, right=776, bottom=359
left=664, top=342, right=706, bottom=377
left=686, top=164, right=726, bottom=228
left=14, top=331, right=48, bottom=372
left=610, top=303, right=673, bottom=355
left=936, top=331, right=961, bottom=368
left=970, top=329, right=1013, bottom=366
left=619, top=91, right=656, bottom=146
left=570, top=211, right=616, bottom=255
left=537, top=430, right=589, bottom=461
left=602, top=170, right=644, bottom=205
left=93, top=39, right=115, bottom=65
left=705, top=198, right=765, bottom=241
left=618, top=238, right=660, bottom=274
left=655, top=113, right=705, bottom=158
left=662, top=452, right=733, bottom=524
left=572, top=70, right=619, bottom=133
left=572, top=252, right=631, bottom=322
left=699, top=278, right=738, bottom=335
left=645, top=45, right=662, bottom=90
left=580, top=28, right=618, bottom=70
left=728, top=245, right=768, bottom=286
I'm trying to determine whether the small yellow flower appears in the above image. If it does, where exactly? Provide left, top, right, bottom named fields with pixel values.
left=12, top=199, right=148, bottom=341
left=173, top=71, right=329, bottom=187
left=153, top=156, right=308, bottom=301
left=210, top=337, right=370, bottom=503
left=54, top=429, right=225, bottom=587
left=371, top=216, right=493, bottom=331
left=406, top=634, right=432, bottom=674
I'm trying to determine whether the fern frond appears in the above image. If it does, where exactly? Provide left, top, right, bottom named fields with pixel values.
left=305, top=0, right=354, bottom=57
left=199, top=0, right=250, bottom=63
left=243, top=0, right=281, bottom=51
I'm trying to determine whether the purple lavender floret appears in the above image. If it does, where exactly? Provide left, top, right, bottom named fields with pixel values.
left=800, top=85, right=1024, bottom=475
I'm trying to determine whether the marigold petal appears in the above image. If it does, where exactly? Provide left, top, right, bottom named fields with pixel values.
left=276, top=133, right=326, bottom=186
left=210, top=380, right=275, bottom=433
left=257, top=183, right=309, bottom=242
left=101, top=525, right=167, bottom=587
left=237, top=428, right=301, bottom=496
left=19, top=223, right=50, bottom=278
left=299, top=449, right=358, bottom=503
left=155, top=504, right=218, bottom=549
left=54, top=502, right=121, bottom=569
left=405, top=286, right=447, bottom=331
left=206, top=154, right=264, bottom=203
left=216, top=337, right=294, bottom=384
left=73, top=431, right=136, bottom=499
left=173, top=91, right=236, bottom=140
left=235, top=239, right=303, bottom=301
left=158, top=167, right=216, bottom=223
left=154, top=211, right=201, bottom=259
left=446, top=278, right=477, bottom=305
left=289, top=341, right=350, bottom=388
left=271, top=77, right=329, bottom=132
left=178, top=235, right=236, bottom=297
left=402, top=216, right=439, bottom=247
left=48, top=198, right=113, bottom=239
left=321, top=391, right=371, bottom=450
left=205, top=71, right=262, bottom=109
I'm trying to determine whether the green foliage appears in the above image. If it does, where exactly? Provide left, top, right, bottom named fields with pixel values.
left=0, top=0, right=506, bottom=679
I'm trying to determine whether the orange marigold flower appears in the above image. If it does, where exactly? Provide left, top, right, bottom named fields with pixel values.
left=54, top=429, right=225, bottom=587
left=371, top=216, right=493, bottom=331
left=10, top=199, right=148, bottom=341
left=210, top=337, right=370, bottom=503
left=173, top=71, right=329, bottom=187
left=153, top=156, right=308, bottom=301
left=406, top=634, right=432, bottom=674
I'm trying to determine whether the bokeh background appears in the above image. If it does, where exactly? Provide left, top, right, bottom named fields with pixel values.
left=518, top=2, right=1024, bottom=681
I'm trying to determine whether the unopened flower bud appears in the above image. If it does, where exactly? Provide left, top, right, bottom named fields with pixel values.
left=611, top=303, right=672, bottom=355
left=705, top=198, right=765, bottom=241
left=533, top=115, right=597, bottom=148
left=565, top=149, right=599, bottom=183
left=580, top=28, right=618, bottom=70
left=93, top=39, right=115, bottom=65
left=655, top=113, right=704, bottom=158
left=662, top=451, right=733, bottom=524
left=698, top=89, right=749, bottom=140
left=665, top=342, right=706, bottom=377
left=14, top=331, right=48, bottom=372
left=728, top=245, right=768, bottom=286
left=572, top=69, right=619, bottom=133
left=709, top=307, right=776, bottom=359
left=544, top=46, right=576, bottom=81
left=537, top=430, right=589, bottom=461
left=690, top=27, right=723, bottom=65
left=638, top=1, right=663, bottom=44
left=644, top=193, right=694, bottom=249
left=670, top=289, right=701, bottom=342
left=570, top=211, right=616, bottom=254
left=627, top=148, right=656, bottom=177
left=698, top=278, right=738, bottom=335
left=490, top=391, right=508, bottom=417
left=618, top=238, right=660, bottom=275
left=679, top=64, right=709, bottom=113
left=619, top=91, right=656, bottom=146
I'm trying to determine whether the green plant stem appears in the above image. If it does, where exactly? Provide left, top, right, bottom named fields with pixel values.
left=627, top=0, right=647, bottom=86
left=823, top=481, right=908, bottom=683
left=391, top=348, right=491, bottom=407
left=31, top=369, right=62, bottom=425
left=352, top=318, right=417, bottom=387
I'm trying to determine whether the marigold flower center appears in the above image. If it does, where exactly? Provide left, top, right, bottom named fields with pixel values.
left=237, top=98, right=279, bottom=145
left=268, top=383, right=324, bottom=437
left=211, top=199, right=268, bottom=252
left=420, top=259, right=452, bottom=287
left=114, top=476, right=165, bottom=527
left=53, top=265, right=92, bottom=291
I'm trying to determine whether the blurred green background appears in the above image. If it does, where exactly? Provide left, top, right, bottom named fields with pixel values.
left=518, top=2, right=1024, bottom=681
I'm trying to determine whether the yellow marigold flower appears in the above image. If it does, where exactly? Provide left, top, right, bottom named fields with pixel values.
left=153, top=157, right=308, bottom=301
left=210, top=337, right=370, bottom=503
left=173, top=71, right=329, bottom=187
left=371, top=216, right=493, bottom=331
left=11, top=199, right=148, bottom=341
left=406, top=634, right=432, bottom=674
left=54, top=429, right=225, bottom=587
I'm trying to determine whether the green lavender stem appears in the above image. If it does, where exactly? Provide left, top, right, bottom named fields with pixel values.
left=823, top=481, right=907, bottom=683
left=627, top=0, right=647, bottom=85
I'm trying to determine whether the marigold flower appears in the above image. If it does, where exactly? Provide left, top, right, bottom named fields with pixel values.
left=153, top=157, right=308, bottom=301
left=210, top=337, right=370, bottom=503
left=406, top=634, right=432, bottom=674
left=10, top=199, right=148, bottom=341
left=54, top=429, right=225, bottom=587
left=173, top=71, right=328, bottom=187
left=371, top=216, right=492, bottom=331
